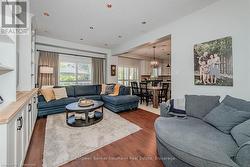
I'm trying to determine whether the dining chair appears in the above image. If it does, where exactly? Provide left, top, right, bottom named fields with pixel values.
left=151, top=80, right=158, bottom=87
left=139, top=82, right=153, bottom=106
left=158, top=83, right=169, bottom=103
left=131, top=82, right=140, bottom=97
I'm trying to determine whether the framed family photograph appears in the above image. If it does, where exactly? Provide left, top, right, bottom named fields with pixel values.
left=194, top=36, right=233, bottom=86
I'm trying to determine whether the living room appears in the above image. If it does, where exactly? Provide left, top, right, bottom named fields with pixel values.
left=0, top=0, right=250, bottom=167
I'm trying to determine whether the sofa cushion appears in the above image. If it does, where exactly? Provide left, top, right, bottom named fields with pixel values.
left=185, top=95, right=220, bottom=119
left=155, top=117, right=238, bottom=167
left=65, top=86, right=75, bottom=97
left=53, top=88, right=68, bottom=100
left=222, top=95, right=250, bottom=112
left=40, top=87, right=55, bottom=102
left=74, top=85, right=99, bottom=96
left=203, top=103, right=250, bottom=134
left=38, top=97, right=78, bottom=109
left=102, top=95, right=139, bottom=105
left=78, top=95, right=102, bottom=101
left=119, top=85, right=130, bottom=95
left=235, top=141, right=250, bottom=167
left=231, top=119, right=250, bottom=146
left=53, top=86, right=75, bottom=97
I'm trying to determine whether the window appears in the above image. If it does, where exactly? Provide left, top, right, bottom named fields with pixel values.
left=151, top=67, right=158, bottom=78
left=59, top=55, right=92, bottom=86
left=118, top=67, right=139, bottom=86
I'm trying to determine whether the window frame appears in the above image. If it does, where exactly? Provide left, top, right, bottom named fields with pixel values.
left=59, top=55, right=92, bottom=86
left=118, top=66, right=139, bottom=86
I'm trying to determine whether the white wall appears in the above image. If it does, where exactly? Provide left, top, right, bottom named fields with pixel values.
left=17, top=16, right=32, bottom=91
left=118, top=57, right=141, bottom=68
left=35, top=36, right=117, bottom=83
left=113, top=0, right=250, bottom=100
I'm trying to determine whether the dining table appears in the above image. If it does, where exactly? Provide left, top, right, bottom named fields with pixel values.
left=148, top=82, right=171, bottom=109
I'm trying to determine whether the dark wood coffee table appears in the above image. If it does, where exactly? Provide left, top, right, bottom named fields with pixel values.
left=65, top=100, right=104, bottom=127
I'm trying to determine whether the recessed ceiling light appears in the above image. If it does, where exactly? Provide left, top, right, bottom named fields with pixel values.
left=141, top=21, right=147, bottom=24
left=43, top=12, right=50, bottom=16
left=106, top=3, right=112, bottom=8
left=118, top=35, right=122, bottom=38
left=80, top=38, right=83, bottom=40
left=90, top=26, right=94, bottom=30
left=104, top=43, right=108, bottom=46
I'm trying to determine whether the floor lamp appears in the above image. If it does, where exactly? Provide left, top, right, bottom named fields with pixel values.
left=39, top=66, right=54, bottom=88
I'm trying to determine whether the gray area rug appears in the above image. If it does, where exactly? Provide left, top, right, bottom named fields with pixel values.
left=43, top=108, right=141, bottom=167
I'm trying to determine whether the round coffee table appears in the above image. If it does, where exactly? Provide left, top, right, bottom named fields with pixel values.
left=65, top=100, right=104, bottom=127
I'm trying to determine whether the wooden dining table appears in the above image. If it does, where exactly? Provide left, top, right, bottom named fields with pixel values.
left=148, top=82, right=171, bottom=109
left=148, top=86, right=162, bottom=109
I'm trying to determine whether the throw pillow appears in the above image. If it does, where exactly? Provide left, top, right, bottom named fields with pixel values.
left=185, top=95, right=220, bottom=119
left=222, top=95, right=250, bottom=112
left=235, top=141, right=250, bottom=167
left=231, top=119, right=250, bottom=146
left=203, top=103, right=250, bottom=134
left=53, top=88, right=68, bottom=100
left=40, top=87, right=55, bottom=102
left=168, top=99, right=186, bottom=117
left=100, top=84, right=107, bottom=95
left=105, top=84, right=114, bottom=94
left=100, top=84, right=114, bottom=95
left=109, top=84, right=120, bottom=96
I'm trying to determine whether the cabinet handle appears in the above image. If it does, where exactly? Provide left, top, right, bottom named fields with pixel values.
left=33, top=96, right=36, bottom=103
left=28, top=103, right=32, bottom=112
left=17, top=116, right=23, bottom=130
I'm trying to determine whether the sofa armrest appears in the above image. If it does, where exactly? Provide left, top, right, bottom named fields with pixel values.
left=235, top=141, right=250, bottom=167
left=160, top=100, right=171, bottom=117
left=38, top=95, right=46, bottom=102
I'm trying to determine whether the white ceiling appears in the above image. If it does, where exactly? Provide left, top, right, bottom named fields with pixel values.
left=31, top=0, right=218, bottom=49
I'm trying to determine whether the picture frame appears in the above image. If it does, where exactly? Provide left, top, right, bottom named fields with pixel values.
left=111, top=65, right=116, bottom=76
left=194, top=36, right=233, bottom=86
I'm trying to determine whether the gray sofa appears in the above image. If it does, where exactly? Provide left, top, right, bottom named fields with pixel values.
left=38, top=84, right=139, bottom=116
left=155, top=95, right=250, bottom=167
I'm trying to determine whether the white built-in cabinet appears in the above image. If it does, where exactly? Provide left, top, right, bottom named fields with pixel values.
left=0, top=92, right=37, bottom=167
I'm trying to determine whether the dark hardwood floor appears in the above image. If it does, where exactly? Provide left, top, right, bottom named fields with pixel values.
left=24, top=109, right=163, bottom=167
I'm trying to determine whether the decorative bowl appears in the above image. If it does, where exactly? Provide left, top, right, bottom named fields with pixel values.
left=78, top=99, right=94, bottom=107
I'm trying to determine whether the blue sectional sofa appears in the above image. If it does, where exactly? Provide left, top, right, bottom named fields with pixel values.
left=38, top=85, right=139, bottom=117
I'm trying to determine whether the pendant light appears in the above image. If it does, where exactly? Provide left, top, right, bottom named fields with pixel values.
left=150, top=46, right=159, bottom=68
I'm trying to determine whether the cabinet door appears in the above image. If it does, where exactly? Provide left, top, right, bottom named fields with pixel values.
left=7, top=115, right=17, bottom=167
left=27, top=101, right=32, bottom=140
left=7, top=107, right=26, bottom=167
left=22, top=105, right=29, bottom=155
left=15, top=109, right=24, bottom=167
left=32, top=95, right=38, bottom=129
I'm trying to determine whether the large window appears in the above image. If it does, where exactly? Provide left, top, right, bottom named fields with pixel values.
left=59, top=55, right=92, bottom=86
left=118, top=67, right=139, bottom=86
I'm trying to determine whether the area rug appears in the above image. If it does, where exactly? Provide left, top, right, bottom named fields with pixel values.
left=43, top=108, right=141, bottom=167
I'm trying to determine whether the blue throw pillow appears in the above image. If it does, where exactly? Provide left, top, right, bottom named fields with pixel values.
left=203, top=103, right=250, bottom=134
